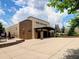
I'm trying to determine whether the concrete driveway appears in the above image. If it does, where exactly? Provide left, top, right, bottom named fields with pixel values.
left=0, top=38, right=79, bottom=59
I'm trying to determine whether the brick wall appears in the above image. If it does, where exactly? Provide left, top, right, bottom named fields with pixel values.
left=19, top=20, right=32, bottom=39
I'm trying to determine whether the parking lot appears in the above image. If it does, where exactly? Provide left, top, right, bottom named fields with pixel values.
left=0, top=38, right=79, bottom=59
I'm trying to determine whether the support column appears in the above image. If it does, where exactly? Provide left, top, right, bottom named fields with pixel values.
left=32, top=20, right=35, bottom=39
left=50, top=31, right=52, bottom=37
left=47, top=31, right=49, bottom=38
left=40, top=30, right=43, bottom=40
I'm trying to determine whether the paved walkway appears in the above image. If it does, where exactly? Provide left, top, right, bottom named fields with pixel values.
left=0, top=38, right=79, bottom=59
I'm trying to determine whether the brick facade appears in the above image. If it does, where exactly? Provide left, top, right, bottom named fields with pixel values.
left=6, top=16, right=53, bottom=39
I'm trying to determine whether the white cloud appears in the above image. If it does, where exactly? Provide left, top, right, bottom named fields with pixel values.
left=0, top=9, right=5, bottom=16
left=13, top=0, right=28, bottom=7
left=0, top=19, right=8, bottom=27
left=11, top=0, right=48, bottom=24
left=8, top=7, right=17, bottom=13
left=12, top=7, right=29, bottom=24
left=13, top=0, right=48, bottom=9
left=45, top=6, right=68, bottom=27
left=11, top=6, right=46, bottom=24
left=28, top=0, right=47, bottom=10
left=12, top=0, right=68, bottom=27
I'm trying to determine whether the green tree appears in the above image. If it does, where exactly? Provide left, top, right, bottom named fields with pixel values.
left=55, top=24, right=61, bottom=33
left=0, top=22, right=5, bottom=36
left=48, top=0, right=79, bottom=14
left=48, top=0, right=79, bottom=36
left=68, top=16, right=79, bottom=36
left=62, top=26, right=65, bottom=33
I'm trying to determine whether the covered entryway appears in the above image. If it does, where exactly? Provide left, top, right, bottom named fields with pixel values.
left=35, top=27, right=55, bottom=39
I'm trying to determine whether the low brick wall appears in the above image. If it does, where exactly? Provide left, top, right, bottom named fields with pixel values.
left=0, top=40, right=25, bottom=48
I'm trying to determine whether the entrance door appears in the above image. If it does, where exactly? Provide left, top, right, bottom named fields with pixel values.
left=48, top=32, right=50, bottom=37
left=43, top=31, right=47, bottom=38
left=37, top=31, right=40, bottom=38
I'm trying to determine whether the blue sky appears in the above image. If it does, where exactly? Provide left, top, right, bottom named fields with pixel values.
left=0, top=0, right=75, bottom=28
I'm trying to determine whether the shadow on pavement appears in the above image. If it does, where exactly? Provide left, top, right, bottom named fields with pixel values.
left=63, top=49, right=79, bottom=59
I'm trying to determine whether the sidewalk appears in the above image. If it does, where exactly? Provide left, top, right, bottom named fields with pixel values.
left=0, top=38, right=79, bottom=59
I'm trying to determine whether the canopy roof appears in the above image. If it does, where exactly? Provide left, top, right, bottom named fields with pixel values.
left=35, top=27, right=55, bottom=31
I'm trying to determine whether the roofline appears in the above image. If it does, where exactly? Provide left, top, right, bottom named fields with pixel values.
left=6, top=16, right=50, bottom=29
left=19, top=19, right=32, bottom=23
left=27, top=16, right=49, bottom=24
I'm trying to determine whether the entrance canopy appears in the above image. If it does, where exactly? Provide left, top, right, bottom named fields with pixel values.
left=35, top=27, right=55, bottom=39
left=35, top=27, right=55, bottom=31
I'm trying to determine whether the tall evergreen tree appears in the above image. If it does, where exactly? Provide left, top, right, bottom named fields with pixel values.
left=0, top=22, right=5, bottom=36
left=55, top=24, right=60, bottom=33
left=62, top=26, right=65, bottom=33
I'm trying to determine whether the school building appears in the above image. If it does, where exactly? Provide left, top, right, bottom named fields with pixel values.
left=6, top=16, right=55, bottom=39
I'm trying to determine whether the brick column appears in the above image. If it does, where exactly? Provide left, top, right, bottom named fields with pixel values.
left=40, top=29, right=43, bottom=40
